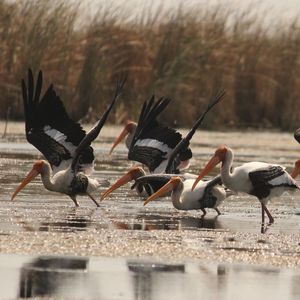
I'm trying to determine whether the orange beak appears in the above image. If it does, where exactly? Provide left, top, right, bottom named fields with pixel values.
left=291, top=160, right=300, bottom=179
left=192, top=155, right=221, bottom=191
left=109, top=122, right=135, bottom=155
left=143, top=177, right=181, bottom=206
left=100, top=166, right=142, bottom=200
left=11, top=167, right=40, bottom=201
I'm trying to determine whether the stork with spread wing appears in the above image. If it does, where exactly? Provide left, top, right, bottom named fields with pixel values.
left=12, top=69, right=126, bottom=207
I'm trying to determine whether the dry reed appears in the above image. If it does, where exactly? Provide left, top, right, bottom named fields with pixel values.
left=0, top=0, right=300, bottom=130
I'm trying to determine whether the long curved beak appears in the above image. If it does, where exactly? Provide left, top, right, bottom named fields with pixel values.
left=192, top=155, right=221, bottom=191
left=143, top=177, right=180, bottom=206
left=109, top=124, right=132, bottom=155
left=11, top=168, right=39, bottom=201
left=100, top=167, right=140, bottom=200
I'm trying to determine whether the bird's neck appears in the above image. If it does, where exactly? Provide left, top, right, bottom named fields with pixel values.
left=221, top=148, right=234, bottom=185
left=40, top=163, right=56, bottom=192
left=172, top=181, right=186, bottom=210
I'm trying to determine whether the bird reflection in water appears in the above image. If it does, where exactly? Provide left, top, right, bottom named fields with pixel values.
left=127, top=260, right=185, bottom=300
left=19, top=256, right=88, bottom=298
left=14, top=208, right=95, bottom=233
left=112, top=213, right=222, bottom=231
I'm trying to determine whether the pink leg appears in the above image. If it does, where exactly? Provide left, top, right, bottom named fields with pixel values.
left=215, top=208, right=221, bottom=215
left=87, top=192, right=100, bottom=207
left=261, top=204, right=265, bottom=224
left=261, top=203, right=274, bottom=224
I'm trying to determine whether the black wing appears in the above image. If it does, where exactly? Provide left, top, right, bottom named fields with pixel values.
left=71, top=76, right=127, bottom=172
left=248, top=165, right=297, bottom=199
left=133, top=174, right=173, bottom=186
left=198, top=175, right=223, bottom=209
left=203, top=175, right=223, bottom=191
left=128, top=96, right=192, bottom=173
left=132, top=174, right=174, bottom=196
left=165, top=90, right=225, bottom=173
left=22, top=69, right=91, bottom=171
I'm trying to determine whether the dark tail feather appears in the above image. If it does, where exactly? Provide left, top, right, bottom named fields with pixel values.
left=131, top=96, right=171, bottom=146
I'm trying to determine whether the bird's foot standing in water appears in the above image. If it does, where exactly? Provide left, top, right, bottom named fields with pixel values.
left=261, top=223, right=272, bottom=234
left=70, top=195, right=79, bottom=207
left=215, top=208, right=221, bottom=215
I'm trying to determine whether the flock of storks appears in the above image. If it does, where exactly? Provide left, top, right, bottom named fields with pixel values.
left=10, top=69, right=300, bottom=232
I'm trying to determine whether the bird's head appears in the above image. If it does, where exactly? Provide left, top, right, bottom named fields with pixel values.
left=100, top=166, right=145, bottom=201
left=143, top=176, right=181, bottom=206
left=192, top=145, right=228, bottom=191
left=11, top=160, right=46, bottom=201
left=291, top=159, right=300, bottom=179
left=109, top=121, right=137, bottom=155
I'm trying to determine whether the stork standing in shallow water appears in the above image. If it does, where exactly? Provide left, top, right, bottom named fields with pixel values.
left=11, top=69, right=126, bottom=206
left=192, top=146, right=300, bottom=225
left=143, top=175, right=234, bottom=216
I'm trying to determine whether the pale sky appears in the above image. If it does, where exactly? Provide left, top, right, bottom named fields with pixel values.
left=83, top=0, right=300, bottom=25
left=67, top=0, right=300, bottom=32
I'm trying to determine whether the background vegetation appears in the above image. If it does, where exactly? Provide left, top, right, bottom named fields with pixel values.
left=1, top=0, right=300, bottom=130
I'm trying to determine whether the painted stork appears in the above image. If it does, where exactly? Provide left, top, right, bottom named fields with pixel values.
left=100, top=90, right=226, bottom=200
left=143, top=175, right=234, bottom=216
left=192, top=146, right=300, bottom=225
left=109, top=96, right=193, bottom=174
left=11, top=69, right=126, bottom=207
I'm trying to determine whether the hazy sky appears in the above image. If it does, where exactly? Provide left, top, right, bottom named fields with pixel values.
left=84, top=0, right=300, bottom=24
left=69, top=0, right=300, bottom=32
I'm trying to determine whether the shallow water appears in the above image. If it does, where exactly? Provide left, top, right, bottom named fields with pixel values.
left=1, top=253, right=300, bottom=300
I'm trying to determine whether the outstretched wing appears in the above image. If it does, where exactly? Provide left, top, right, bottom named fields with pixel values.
left=128, top=96, right=192, bottom=173
left=165, top=90, right=225, bottom=173
left=71, top=76, right=127, bottom=173
left=22, top=69, right=92, bottom=173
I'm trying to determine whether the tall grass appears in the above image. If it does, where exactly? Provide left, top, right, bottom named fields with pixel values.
left=1, top=0, right=300, bottom=130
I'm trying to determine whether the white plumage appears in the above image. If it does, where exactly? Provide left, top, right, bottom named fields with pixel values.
left=144, top=175, right=232, bottom=216
left=193, top=146, right=299, bottom=225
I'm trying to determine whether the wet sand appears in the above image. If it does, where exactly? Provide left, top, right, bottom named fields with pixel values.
left=1, top=224, right=300, bottom=268
left=1, top=122, right=300, bottom=269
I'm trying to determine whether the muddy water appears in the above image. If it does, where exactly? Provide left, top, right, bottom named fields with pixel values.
left=1, top=123, right=300, bottom=299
